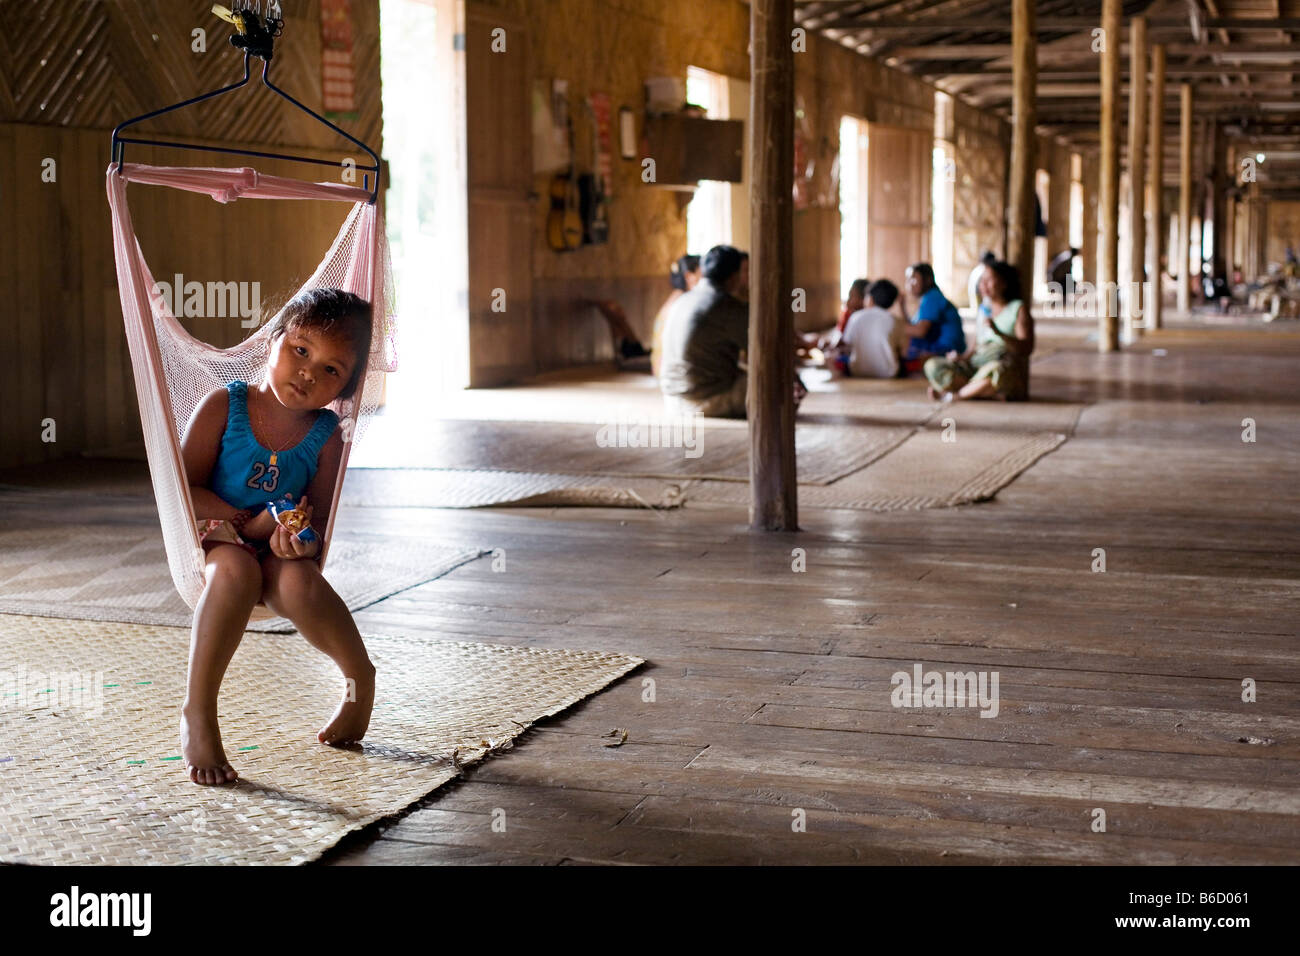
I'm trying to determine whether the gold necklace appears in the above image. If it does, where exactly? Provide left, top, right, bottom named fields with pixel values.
left=252, top=391, right=312, bottom=466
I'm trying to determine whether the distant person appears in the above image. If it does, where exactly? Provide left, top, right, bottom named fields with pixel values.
left=924, top=260, right=1034, bottom=402
left=584, top=297, right=651, bottom=371
left=827, top=279, right=903, bottom=379
left=1047, top=247, right=1079, bottom=296
left=659, top=245, right=752, bottom=418
left=903, top=262, right=966, bottom=373
left=837, top=278, right=869, bottom=335
left=968, top=250, right=997, bottom=312
left=660, top=246, right=806, bottom=418
left=650, top=254, right=701, bottom=377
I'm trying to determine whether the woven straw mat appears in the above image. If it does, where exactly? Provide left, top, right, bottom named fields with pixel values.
left=0, top=613, right=642, bottom=865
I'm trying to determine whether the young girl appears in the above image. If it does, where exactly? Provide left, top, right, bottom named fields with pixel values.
left=923, top=261, right=1035, bottom=402
left=179, top=288, right=375, bottom=785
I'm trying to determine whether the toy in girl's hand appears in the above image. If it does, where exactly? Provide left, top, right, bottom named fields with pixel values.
left=265, top=494, right=318, bottom=544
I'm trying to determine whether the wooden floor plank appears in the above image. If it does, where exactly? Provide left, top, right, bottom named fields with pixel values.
left=15, top=317, right=1300, bottom=865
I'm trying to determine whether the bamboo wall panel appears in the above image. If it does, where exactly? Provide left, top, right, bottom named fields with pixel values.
left=0, top=1, right=381, bottom=154
left=951, top=145, right=1006, bottom=306
left=0, top=0, right=381, bottom=468
left=1265, top=201, right=1300, bottom=270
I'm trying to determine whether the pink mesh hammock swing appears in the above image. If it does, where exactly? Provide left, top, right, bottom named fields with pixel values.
left=106, top=24, right=396, bottom=611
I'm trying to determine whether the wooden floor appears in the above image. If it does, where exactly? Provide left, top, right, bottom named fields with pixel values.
left=9, top=315, right=1296, bottom=865
left=308, top=316, right=1300, bottom=865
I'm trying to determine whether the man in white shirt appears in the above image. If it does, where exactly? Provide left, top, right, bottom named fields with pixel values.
left=834, top=279, right=904, bottom=378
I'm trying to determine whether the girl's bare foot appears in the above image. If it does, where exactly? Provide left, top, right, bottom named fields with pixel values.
left=180, top=703, right=238, bottom=785
left=318, top=664, right=376, bottom=745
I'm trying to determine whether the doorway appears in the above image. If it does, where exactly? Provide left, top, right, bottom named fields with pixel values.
left=378, top=0, right=469, bottom=409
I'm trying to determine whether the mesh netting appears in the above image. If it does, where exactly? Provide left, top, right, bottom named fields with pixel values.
left=106, top=163, right=397, bottom=609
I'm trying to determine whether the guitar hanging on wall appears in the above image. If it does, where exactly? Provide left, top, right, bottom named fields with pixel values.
left=547, top=115, right=583, bottom=252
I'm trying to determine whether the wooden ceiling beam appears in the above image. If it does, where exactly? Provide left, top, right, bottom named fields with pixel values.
left=934, top=63, right=1300, bottom=80
left=889, top=42, right=1300, bottom=60
left=813, top=16, right=1300, bottom=32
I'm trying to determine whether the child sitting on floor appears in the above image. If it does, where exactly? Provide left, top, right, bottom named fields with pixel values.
left=825, top=279, right=906, bottom=379
left=178, top=288, right=376, bottom=785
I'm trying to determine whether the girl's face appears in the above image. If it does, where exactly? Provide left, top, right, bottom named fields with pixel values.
left=905, top=270, right=925, bottom=299
left=685, top=268, right=702, bottom=291
left=267, top=326, right=356, bottom=410
left=981, top=269, right=1005, bottom=304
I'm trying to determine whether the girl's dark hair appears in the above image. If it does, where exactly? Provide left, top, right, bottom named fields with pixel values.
left=264, top=288, right=372, bottom=400
left=670, top=254, right=701, bottom=291
left=987, top=261, right=1023, bottom=304
left=907, top=262, right=936, bottom=289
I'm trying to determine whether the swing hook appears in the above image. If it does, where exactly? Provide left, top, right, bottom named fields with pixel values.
left=212, top=2, right=283, bottom=62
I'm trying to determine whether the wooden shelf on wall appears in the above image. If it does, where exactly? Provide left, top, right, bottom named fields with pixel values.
left=643, top=114, right=744, bottom=186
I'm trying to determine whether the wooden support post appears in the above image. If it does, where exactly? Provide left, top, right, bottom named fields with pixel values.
left=1177, top=83, right=1192, bottom=314
left=748, top=0, right=797, bottom=532
left=1083, top=153, right=1099, bottom=286
left=1125, top=16, right=1147, bottom=341
left=1224, top=186, right=1235, bottom=280
left=1007, top=0, right=1037, bottom=293
left=1211, top=123, right=1228, bottom=281
left=1097, top=0, right=1121, bottom=351
left=1147, top=43, right=1165, bottom=331
left=1251, top=185, right=1268, bottom=280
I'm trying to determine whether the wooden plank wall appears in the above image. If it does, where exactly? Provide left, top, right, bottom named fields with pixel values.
left=0, top=0, right=381, bottom=469
left=866, top=124, right=934, bottom=289
left=793, top=33, right=937, bottom=332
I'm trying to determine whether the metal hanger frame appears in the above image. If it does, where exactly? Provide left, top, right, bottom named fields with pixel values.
left=110, top=19, right=380, bottom=203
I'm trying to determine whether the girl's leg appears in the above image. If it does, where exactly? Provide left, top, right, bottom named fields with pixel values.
left=260, top=556, right=375, bottom=745
left=182, top=542, right=262, bottom=784
left=955, top=377, right=998, bottom=400
left=923, top=356, right=970, bottom=399
left=955, top=360, right=1006, bottom=401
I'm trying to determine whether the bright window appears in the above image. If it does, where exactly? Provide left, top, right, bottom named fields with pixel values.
left=1069, top=153, right=1084, bottom=283
left=1034, top=169, right=1050, bottom=300
left=932, top=143, right=954, bottom=296
left=685, top=66, right=732, bottom=254
left=839, top=115, right=869, bottom=300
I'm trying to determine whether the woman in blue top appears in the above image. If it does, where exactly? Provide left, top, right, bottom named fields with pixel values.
left=902, top=262, right=967, bottom=372
left=179, top=288, right=374, bottom=786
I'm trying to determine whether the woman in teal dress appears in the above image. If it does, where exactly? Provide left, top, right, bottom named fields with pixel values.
left=924, top=260, right=1035, bottom=402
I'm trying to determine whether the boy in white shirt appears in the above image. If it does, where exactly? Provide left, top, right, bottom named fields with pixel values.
left=830, top=279, right=904, bottom=378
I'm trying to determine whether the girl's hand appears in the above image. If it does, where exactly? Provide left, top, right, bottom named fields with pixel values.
left=268, top=499, right=318, bottom=560
left=243, top=507, right=278, bottom=541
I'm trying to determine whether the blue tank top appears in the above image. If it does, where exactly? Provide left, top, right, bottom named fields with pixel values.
left=208, top=381, right=339, bottom=510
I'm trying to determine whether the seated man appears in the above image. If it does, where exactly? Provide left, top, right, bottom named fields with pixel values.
left=659, top=246, right=807, bottom=418
left=828, top=279, right=904, bottom=379
left=659, top=245, right=752, bottom=418
left=903, top=262, right=966, bottom=373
